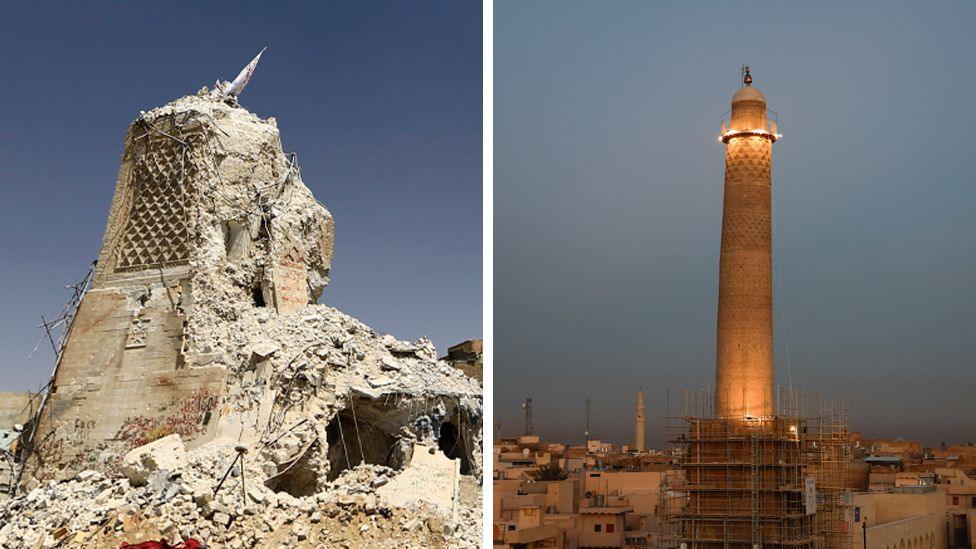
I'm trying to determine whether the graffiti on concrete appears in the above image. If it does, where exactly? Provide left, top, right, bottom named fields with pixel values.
left=34, top=387, right=218, bottom=478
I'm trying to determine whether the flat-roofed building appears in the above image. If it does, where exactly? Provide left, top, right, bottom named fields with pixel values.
left=441, top=339, right=482, bottom=383
left=579, top=506, right=631, bottom=547
left=851, top=487, right=947, bottom=549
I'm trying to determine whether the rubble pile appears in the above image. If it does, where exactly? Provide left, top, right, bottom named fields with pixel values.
left=0, top=435, right=481, bottom=548
left=7, top=87, right=483, bottom=547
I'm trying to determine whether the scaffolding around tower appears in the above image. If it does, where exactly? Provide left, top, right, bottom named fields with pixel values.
left=662, top=387, right=853, bottom=548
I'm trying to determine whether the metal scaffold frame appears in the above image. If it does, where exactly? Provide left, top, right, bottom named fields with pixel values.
left=661, top=387, right=853, bottom=549
left=10, top=262, right=97, bottom=495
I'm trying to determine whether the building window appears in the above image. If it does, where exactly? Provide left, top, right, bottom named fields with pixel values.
left=972, top=497, right=976, bottom=507
left=953, top=497, right=959, bottom=506
left=594, top=524, right=602, bottom=532
left=606, top=523, right=615, bottom=533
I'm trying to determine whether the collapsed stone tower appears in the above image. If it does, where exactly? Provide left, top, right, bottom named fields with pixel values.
left=23, top=89, right=482, bottom=489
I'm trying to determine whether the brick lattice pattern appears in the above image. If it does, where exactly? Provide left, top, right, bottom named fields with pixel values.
left=114, top=124, right=209, bottom=271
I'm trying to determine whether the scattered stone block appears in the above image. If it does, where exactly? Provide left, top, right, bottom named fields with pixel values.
left=120, top=434, right=187, bottom=487
left=377, top=443, right=460, bottom=519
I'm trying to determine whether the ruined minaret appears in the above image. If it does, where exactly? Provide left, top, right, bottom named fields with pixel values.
left=18, top=63, right=484, bottom=492
left=635, top=388, right=645, bottom=452
left=24, top=90, right=335, bottom=480
left=715, top=66, right=779, bottom=419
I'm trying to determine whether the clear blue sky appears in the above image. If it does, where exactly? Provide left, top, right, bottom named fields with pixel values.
left=495, top=1, right=976, bottom=447
left=0, top=2, right=482, bottom=392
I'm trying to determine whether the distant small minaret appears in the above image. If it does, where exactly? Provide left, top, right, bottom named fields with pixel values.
left=635, top=388, right=646, bottom=452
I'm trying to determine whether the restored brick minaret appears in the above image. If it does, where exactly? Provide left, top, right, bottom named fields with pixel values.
left=715, top=66, right=779, bottom=419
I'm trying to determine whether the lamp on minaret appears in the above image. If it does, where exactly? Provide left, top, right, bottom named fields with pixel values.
left=715, top=66, right=780, bottom=419
left=635, top=388, right=646, bottom=452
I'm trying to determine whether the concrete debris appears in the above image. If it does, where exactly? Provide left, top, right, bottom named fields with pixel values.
left=121, top=434, right=187, bottom=487
left=0, top=437, right=481, bottom=548
left=367, top=375, right=395, bottom=388
left=377, top=443, right=459, bottom=518
left=248, top=338, right=280, bottom=359
left=6, top=87, right=482, bottom=546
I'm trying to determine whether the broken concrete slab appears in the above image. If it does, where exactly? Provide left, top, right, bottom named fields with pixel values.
left=120, top=434, right=187, bottom=487
left=377, top=443, right=460, bottom=519
left=366, top=376, right=395, bottom=388
left=248, top=338, right=280, bottom=359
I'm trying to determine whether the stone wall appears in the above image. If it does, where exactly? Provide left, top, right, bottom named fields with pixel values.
left=853, top=490, right=947, bottom=549
left=442, top=339, right=483, bottom=383
left=0, top=392, right=32, bottom=429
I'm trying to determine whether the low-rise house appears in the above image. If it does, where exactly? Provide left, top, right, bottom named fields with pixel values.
left=934, top=468, right=976, bottom=546
left=579, top=505, right=631, bottom=547
left=494, top=503, right=567, bottom=548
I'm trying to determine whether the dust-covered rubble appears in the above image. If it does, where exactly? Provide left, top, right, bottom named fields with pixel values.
left=0, top=436, right=481, bottom=548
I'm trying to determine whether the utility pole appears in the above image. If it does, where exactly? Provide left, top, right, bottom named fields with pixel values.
left=585, top=398, right=591, bottom=444
left=635, top=388, right=645, bottom=452
left=522, top=398, right=533, bottom=436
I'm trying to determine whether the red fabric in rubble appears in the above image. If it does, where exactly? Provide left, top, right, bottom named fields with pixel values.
left=119, top=539, right=204, bottom=549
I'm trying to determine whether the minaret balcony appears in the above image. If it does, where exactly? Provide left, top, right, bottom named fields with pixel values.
left=720, top=109, right=781, bottom=143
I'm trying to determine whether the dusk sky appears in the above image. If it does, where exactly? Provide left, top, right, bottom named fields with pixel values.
left=495, top=2, right=976, bottom=447
left=0, top=2, right=481, bottom=392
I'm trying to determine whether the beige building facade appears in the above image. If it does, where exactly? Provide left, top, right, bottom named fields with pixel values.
left=852, top=488, right=947, bottom=549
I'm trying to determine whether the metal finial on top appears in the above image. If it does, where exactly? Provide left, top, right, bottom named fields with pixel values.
left=743, top=65, right=752, bottom=86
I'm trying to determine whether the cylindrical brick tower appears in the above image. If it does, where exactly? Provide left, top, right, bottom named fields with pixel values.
left=635, top=388, right=645, bottom=452
left=715, top=67, right=778, bottom=419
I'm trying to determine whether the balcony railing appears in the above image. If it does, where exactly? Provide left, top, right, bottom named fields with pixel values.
left=720, top=109, right=781, bottom=143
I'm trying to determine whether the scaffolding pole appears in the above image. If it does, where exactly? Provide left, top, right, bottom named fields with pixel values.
left=662, top=387, right=853, bottom=549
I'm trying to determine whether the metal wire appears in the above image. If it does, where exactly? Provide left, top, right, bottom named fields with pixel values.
left=348, top=391, right=367, bottom=464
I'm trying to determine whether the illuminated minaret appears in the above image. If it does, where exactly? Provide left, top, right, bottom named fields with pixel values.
left=715, top=66, right=779, bottom=419
left=635, top=388, right=646, bottom=452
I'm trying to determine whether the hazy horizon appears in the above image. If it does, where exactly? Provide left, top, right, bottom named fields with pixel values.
left=495, top=1, right=976, bottom=448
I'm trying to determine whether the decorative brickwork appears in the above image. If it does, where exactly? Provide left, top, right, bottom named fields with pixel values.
left=716, top=101, right=776, bottom=420
left=113, top=121, right=210, bottom=272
